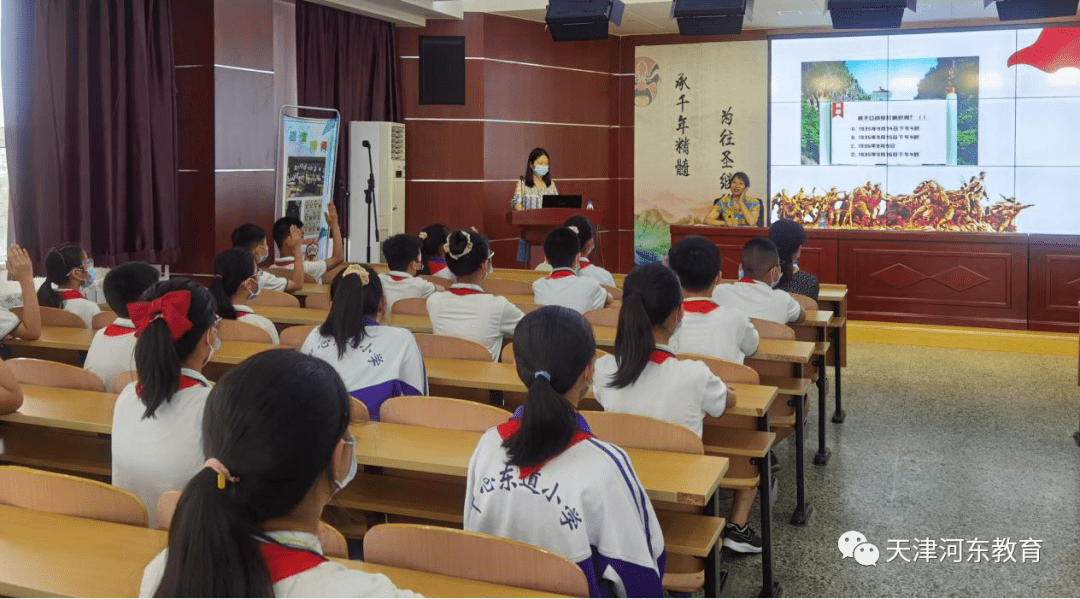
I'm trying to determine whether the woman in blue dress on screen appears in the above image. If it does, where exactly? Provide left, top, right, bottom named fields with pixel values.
left=510, top=147, right=560, bottom=211
left=704, top=172, right=764, bottom=227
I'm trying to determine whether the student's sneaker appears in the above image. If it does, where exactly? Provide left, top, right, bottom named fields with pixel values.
left=723, top=522, right=763, bottom=554
left=770, top=476, right=780, bottom=508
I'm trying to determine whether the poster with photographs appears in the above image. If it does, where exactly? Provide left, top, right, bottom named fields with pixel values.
left=279, top=114, right=339, bottom=260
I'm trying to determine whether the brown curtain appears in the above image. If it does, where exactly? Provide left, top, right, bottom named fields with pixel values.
left=1, top=0, right=179, bottom=266
left=296, top=0, right=401, bottom=236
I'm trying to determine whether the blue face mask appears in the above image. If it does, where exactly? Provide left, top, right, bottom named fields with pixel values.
left=246, top=276, right=262, bottom=301
left=80, top=260, right=96, bottom=289
left=533, top=165, right=549, bottom=177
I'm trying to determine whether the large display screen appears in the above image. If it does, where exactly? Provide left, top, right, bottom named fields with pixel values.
left=770, top=28, right=1080, bottom=234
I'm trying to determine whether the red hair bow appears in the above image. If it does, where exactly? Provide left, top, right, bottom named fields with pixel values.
left=129, top=291, right=194, bottom=341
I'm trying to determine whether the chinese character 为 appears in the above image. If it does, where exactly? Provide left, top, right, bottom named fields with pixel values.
left=675, top=137, right=690, bottom=155
left=719, top=172, right=732, bottom=190
left=939, top=539, right=964, bottom=563
left=914, top=538, right=938, bottom=562
left=677, top=94, right=689, bottom=112
left=1020, top=539, right=1042, bottom=563
left=992, top=538, right=1017, bottom=563
left=559, top=506, right=583, bottom=530
left=368, top=353, right=384, bottom=366
left=719, top=129, right=735, bottom=147
left=676, top=159, right=690, bottom=177
left=675, top=72, right=690, bottom=91
left=676, top=115, right=689, bottom=134
left=967, top=539, right=989, bottom=563
left=498, top=466, right=517, bottom=491
left=721, top=106, right=734, bottom=126
left=721, top=150, right=735, bottom=169
left=886, top=539, right=912, bottom=563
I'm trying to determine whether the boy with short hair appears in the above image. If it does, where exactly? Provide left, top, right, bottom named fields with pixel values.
left=84, top=262, right=161, bottom=391
left=379, top=234, right=443, bottom=316
left=231, top=223, right=305, bottom=293
left=271, top=203, right=345, bottom=284
left=563, top=214, right=616, bottom=287
left=668, top=235, right=759, bottom=363
left=532, top=226, right=612, bottom=314
left=714, top=237, right=804, bottom=324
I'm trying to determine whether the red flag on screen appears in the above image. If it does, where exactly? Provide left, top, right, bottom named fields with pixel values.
left=1007, top=28, right=1080, bottom=73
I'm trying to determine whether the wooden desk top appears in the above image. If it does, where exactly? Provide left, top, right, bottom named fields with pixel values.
left=0, top=385, right=116, bottom=434
left=295, top=283, right=330, bottom=296
left=752, top=339, right=815, bottom=365
left=351, top=421, right=727, bottom=506
left=800, top=310, right=834, bottom=328
left=0, top=505, right=555, bottom=598
left=3, top=327, right=95, bottom=351
left=255, top=305, right=328, bottom=326
left=213, top=340, right=276, bottom=365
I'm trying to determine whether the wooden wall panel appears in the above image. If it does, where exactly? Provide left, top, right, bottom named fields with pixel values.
left=214, top=171, right=277, bottom=253
left=177, top=172, right=216, bottom=274
left=483, top=62, right=615, bottom=125
left=482, top=14, right=618, bottom=73
left=214, top=69, right=276, bottom=170
left=172, top=0, right=214, bottom=66
left=175, top=68, right=215, bottom=171
left=399, top=58, right=485, bottom=120
left=405, top=121, right=485, bottom=180
left=214, top=0, right=274, bottom=71
left=1028, top=235, right=1080, bottom=331
left=482, top=123, right=615, bottom=181
left=404, top=182, right=485, bottom=236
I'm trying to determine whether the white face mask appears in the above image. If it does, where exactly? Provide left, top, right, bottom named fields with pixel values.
left=332, top=436, right=357, bottom=493
left=246, top=276, right=261, bottom=301
left=205, top=328, right=221, bottom=366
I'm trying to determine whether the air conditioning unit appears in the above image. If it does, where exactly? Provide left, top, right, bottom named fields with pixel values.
left=672, top=0, right=751, bottom=36
left=826, top=0, right=916, bottom=29
left=349, top=122, right=406, bottom=263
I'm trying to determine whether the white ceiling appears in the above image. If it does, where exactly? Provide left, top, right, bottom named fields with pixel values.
left=459, top=0, right=1070, bottom=35
left=305, top=0, right=462, bottom=26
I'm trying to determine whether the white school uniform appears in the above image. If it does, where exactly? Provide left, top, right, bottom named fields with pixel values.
left=465, top=410, right=666, bottom=598
left=274, top=256, right=329, bottom=283
left=233, top=304, right=281, bottom=344
left=57, top=289, right=101, bottom=328
left=0, top=307, right=21, bottom=339
left=84, top=318, right=138, bottom=391
left=300, top=320, right=427, bottom=420
left=578, top=257, right=616, bottom=288
left=139, top=531, right=419, bottom=598
left=426, top=258, right=455, bottom=281
left=593, top=346, right=727, bottom=438
left=713, top=279, right=802, bottom=324
left=426, top=284, right=524, bottom=361
left=259, top=269, right=290, bottom=293
left=669, top=298, right=759, bottom=364
left=379, top=271, right=438, bottom=316
left=111, top=368, right=212, bottom=524
left=532, top=268, right=608, bottom=314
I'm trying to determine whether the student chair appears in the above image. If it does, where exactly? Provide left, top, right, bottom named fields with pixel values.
left=248, top=288, right=301, bottom=308
left=305, top=293, right=331, bottom=310
left=267, top=267, right=317, bottom=284
left=583, top=308, right=619, bottom=328
left=0, top=465, right=147, bottom=526
left=111, top=370, right=138, bottom=393
left=380, top=396, right=510, bottom=433
left=279, top=325, right=316, bottom=349
left=363, top=524, right=589, bottom=598
left=6, top=358, right=106, bottom=392
left=745, top=319, right=808, bottom=443
left=217, top=319, right=273, bottom=344
left=350, top=397, right=370, bottom=422
left=154, top=490, right=350, bottom=558
left=418, top=274, right=448, bottom=286
left=390, top=297, right=428, bottom=316
left=480, top=278, right=533, bottom=296
left=13, top=306, right=86, bottom=328
left=515, top=302, right=544, bottom=314
left=791, top=293, right=818, bottom=314
left=602, top=284, right=623, bottom=300
left=413, top=334, right=491, bottom=362
left=749, top=318, right=796, bottom=341
left=91, top=311, right=117, bottom=331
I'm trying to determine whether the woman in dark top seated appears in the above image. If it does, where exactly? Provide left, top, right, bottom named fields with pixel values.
left=769, top=219, right=820, bottom=300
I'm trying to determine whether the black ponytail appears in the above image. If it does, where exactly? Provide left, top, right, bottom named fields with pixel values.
left=504, top=306, right=596, bottom=469
left=319, top=265, right=384, bottom=358
left=154, top=350, right=351, bottom=597
left=445, top=230, right=490, bottom=277
left=769, top=219, right=807, bottom=287
left=210, top=248, right=257, bottom=320
left=36, top=243, right=83, bottom=308
left=611, top=264, right=682, bottom=389
left=419, top=223, right=450, bottom=275
left=133, top=278, right=217, bottom=419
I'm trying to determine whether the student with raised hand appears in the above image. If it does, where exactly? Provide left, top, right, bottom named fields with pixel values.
left=464, top=306, right=665, bottom=598
left=667, top=236, right=759, bottom=364
left=271, top=203, right=345, bottom=284
left=36, top=242, right=100, bottom=327
left=426, top=230, right=524, bottom=361
left=210, top=248, right=280, bottom=344
left=301, top=265, right=427, bottom=421
left=84, top=262, right=162, bottom=391
left=379, top=234, right=442, bottom=317
left=111, top=279, right=219, bottom=524
left=532, top=226, right=612, bottom=314
left=232, top=223, right=306, bottom=294
left=714, top=237, right=804, bottom=324
left=140, top=350, right=419, bottom=598
left=3, top=244, right=41, bottom=340
left=418, top=223, right=453, bottom=280
left=0, top=358, right=23, bottom=415
left=563, top=215, right=616, bottom=287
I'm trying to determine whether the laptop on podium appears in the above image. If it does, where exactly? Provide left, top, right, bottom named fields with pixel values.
left=542, top=194, right=583, bottom=209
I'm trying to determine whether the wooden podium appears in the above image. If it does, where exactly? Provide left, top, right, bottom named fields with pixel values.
left=508, top=208, right=602, bottom=268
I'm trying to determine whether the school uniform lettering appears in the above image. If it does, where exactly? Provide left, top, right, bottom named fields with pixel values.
left=713, top=280, right=801, bottom=324
left=379, top=271, right=438, bottom=316
left=275, top=257, right=329, bottom=283
left=578, top=257, right=616, bottom=288
left=465, top=412, right=666, bottom=598
left=593, top=347, right=727, bottom=438
left=111, top=369, right=212, bottom=524
left=669, top=299, right=759, bottom=363
left=532, top=268, right=607, bottom=314
left=426, top=285, right=524, bottom=361
left=300, top=323, right=427, bottom=420
left=85, top=317, right=139, bottom=391
left=57, top=289, right=101, bottom=328
left=233, top=304, right=281, bottom=344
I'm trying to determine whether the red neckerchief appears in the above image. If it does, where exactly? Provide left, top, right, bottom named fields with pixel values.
left=259, top=543, right=327, bottom=583
left=547, top=270, right=576, bottom=280
left=579, top=258, right=592, bottom=269
left=58, top=290, right=85, bottom=301
left=449, top=287, right=483, bottom=296
left=649, top=347, right=676, bottom=364
left=683, top=299, right=719, bottom=314
left=275, top=258, right=296, bottom=266
left=389, top=275, right=406, bottom=281
left=738, top=277, right=758, bottom=284
left=496, top=419, right=594, bottom=479
left=428, top=260, right=447, bottom=274
left=103, top=323, right=136, bottom=337
left=136, top=374, right=208, bottom=397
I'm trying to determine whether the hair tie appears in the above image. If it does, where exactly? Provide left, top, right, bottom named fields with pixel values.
left=129, top=291, right=194, bottom=341
left=567, top=226, right=579, bottom=234
left=213, top=274, right=223, bottom=280
left=418, top=231, right=428, bottom=240
left=342, top=264, right=370, bottom=285
left=445, top=231, right=474, bottom=260
left=534, top=371, right=551, bottom=382
left=204, top=458, right=239, bottom=490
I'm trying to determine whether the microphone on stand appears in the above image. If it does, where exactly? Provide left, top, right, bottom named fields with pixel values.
left=361, top=140, right=379, bottom=263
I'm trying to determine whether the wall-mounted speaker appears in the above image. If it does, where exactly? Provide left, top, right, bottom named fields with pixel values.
left=992, top=0, right=1078, bottom=21
left=673, top=0, right=750, bottom=36
left=827, top=0, right=916, bottom=29
left=419, top=36, right=465, bottom=105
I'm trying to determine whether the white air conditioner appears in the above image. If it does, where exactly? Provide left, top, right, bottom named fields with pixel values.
left=348, top=122, right=406, bottom=263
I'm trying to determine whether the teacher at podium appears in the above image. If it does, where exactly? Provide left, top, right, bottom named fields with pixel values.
left=510, top=147, right=560, bottom=211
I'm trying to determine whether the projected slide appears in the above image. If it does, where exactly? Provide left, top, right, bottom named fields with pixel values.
left=770, top=28, right=1080, bottom=235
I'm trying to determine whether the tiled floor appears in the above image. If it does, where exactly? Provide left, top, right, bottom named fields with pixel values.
left=718, top=342, right=1080, bottom=597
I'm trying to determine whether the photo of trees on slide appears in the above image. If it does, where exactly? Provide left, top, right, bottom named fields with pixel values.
left=800, top=57, right=979, bottom=165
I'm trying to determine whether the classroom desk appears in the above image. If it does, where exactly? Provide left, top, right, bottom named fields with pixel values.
left=0, top=505, right=557, bottom=598
left=3, top=327, right=95, bottom=351
left=1, top=385, right=116, bottom=434
left=255, top=305, right=328, bottom=326
left=294, top=283, right=329, bottom=296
